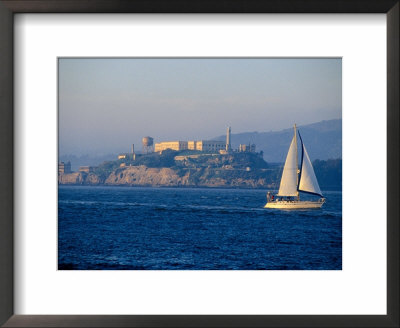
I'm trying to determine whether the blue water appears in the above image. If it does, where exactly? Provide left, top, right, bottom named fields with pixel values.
left=58, top=186, right=342, bottom=270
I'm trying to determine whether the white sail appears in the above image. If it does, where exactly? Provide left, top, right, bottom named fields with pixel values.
left=298, top=142, right=323, bottom=197
left=277, top=135, right=299, bottom=196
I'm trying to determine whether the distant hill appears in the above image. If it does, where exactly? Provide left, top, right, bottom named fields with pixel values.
left=214, top=119, right=342, bottom=163
left=61, top=119, right=341, bottom=168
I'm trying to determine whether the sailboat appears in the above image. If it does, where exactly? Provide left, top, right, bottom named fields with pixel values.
left=264, top=124, right=325, bottom=209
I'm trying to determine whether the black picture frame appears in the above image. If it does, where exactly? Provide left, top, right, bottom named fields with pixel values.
left=0, top=1, right=398, bottom=327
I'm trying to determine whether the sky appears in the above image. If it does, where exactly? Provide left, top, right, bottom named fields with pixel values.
left=59, top=58, right=341, bottom=156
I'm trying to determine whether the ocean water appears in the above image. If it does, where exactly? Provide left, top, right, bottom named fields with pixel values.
left=58, top=186, right=342, bottom=270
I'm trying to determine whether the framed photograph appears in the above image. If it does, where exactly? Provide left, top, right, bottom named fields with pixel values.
left=0, top=1, right=398, bottom=327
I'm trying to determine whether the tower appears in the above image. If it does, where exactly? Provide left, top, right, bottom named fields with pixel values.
left=226, top=126, right=231, bottom=152
left=142, top=136, right=154, bottom=154
left=132, top=144, right=136, bottom=161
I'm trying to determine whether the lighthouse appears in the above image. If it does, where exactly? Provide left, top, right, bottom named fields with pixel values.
left=226, top=126, right=231, bottom=152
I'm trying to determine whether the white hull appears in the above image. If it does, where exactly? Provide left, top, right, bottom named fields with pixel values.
left=264, top=200, right=324, bottom=209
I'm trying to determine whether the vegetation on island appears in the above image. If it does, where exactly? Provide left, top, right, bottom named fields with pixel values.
left=312, top=158, right=342, bottom=191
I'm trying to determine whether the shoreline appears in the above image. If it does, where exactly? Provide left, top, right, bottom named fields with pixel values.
left=58, top=183, right=342, bottom=192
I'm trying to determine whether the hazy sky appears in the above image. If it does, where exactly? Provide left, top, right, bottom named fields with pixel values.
left=59, top=58, right=341, bottom=156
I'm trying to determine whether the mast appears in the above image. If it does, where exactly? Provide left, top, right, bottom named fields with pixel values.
left=294, top=124, right=299, bottom=198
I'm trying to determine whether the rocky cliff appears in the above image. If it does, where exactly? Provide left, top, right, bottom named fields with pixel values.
left=59, top=165, right=278, bottom=189
left=105, top=166, right=188, bottom=186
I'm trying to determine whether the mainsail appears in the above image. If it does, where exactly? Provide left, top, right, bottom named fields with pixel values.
left=298, top=132, right=323, bottom=197
left=277, top=129, right=299, bottom=197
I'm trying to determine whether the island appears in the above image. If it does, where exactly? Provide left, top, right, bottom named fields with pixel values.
left=59, top=149, right=341, bottom=190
